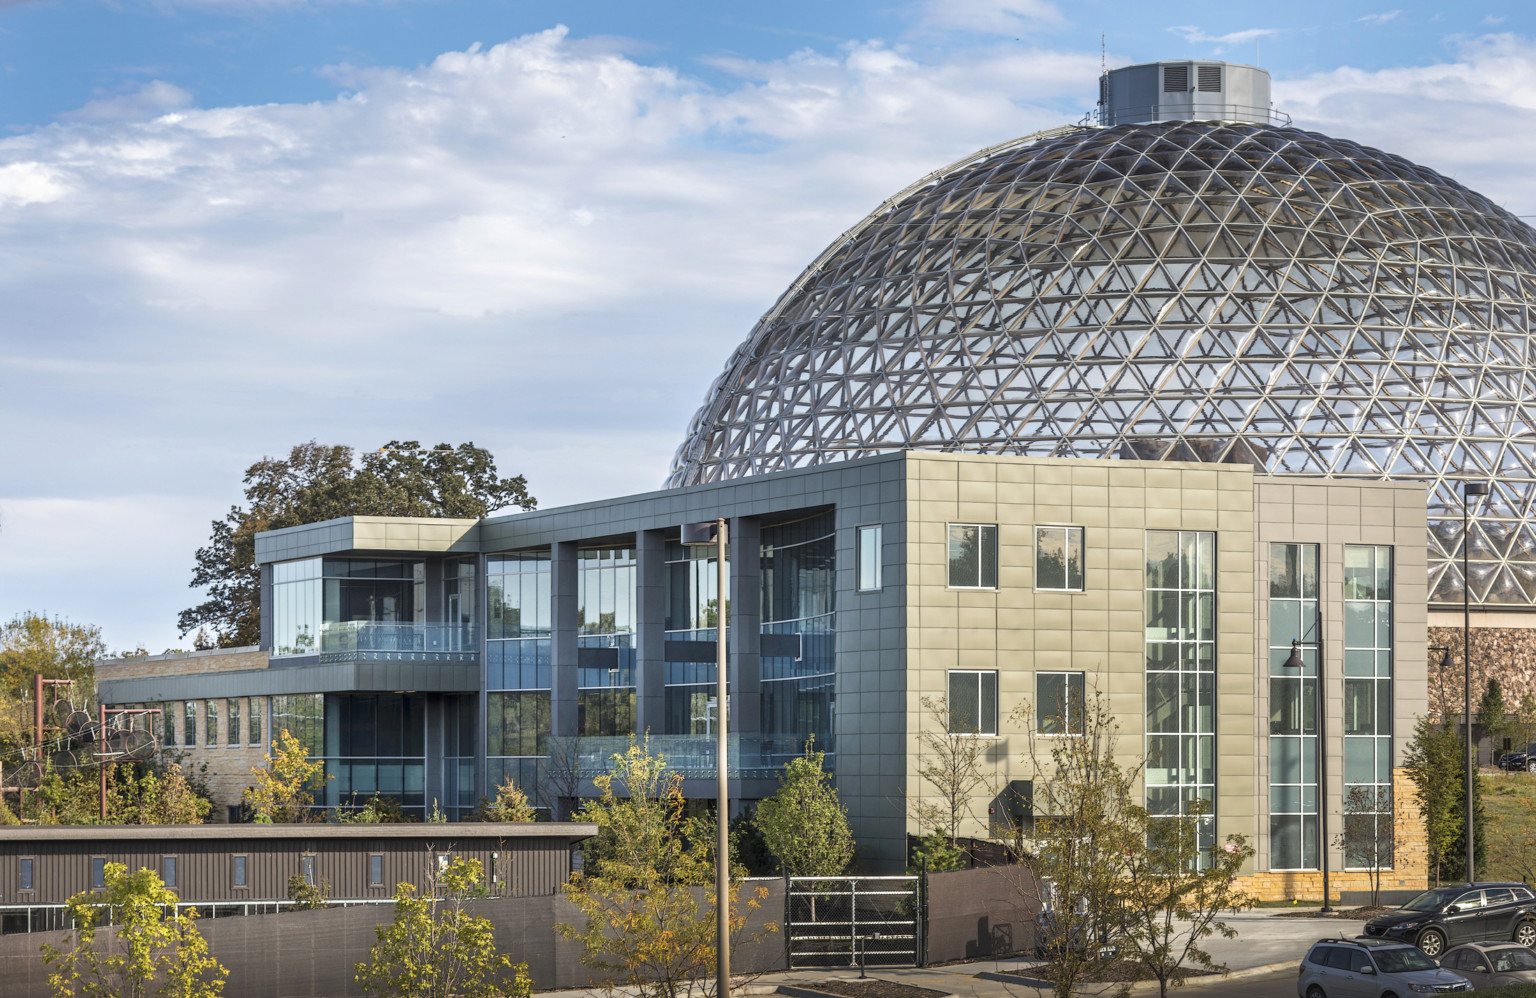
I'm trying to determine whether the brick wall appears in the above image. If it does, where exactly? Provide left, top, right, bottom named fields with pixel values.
left=1238, top=767, right=1428, bottom=902
left=97, top=646, right=269, bottom=681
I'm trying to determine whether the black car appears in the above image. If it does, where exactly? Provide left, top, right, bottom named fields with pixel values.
left=1501, top=744, right=1536, bottom=772
left=1362, top=883, right=1536, bottom=958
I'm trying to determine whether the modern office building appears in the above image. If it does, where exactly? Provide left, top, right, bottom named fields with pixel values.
left=105, top=55, right=1536, bottom=894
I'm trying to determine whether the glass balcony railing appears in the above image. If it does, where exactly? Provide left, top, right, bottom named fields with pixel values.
left=319, top=622, right=479, bottom=663
left=548, top=734, right=831, bottom=781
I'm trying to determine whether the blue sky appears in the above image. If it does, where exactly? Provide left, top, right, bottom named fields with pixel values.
left=3, top=0, right=1536, bottom=653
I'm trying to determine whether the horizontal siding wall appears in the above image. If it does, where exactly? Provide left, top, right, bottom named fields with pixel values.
left=0, top=835, right=573, bottom=905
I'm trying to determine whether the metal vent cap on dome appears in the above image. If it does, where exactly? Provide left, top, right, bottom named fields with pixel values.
left=1098, top=59, right=1287, bottom=126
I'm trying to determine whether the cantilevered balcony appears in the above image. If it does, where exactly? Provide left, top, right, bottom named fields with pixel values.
left=319, top=622, right=479, bottom=664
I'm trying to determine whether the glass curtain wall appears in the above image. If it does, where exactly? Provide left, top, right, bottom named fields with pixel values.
left=1344, top=545, right=1394, bottom=869
left=576, top=547, right=637, bottom=737
left=664, top=540, right=728, bottom=734
left=271, top=557, right=425, bottom=657
left=1145, top=529, right=1216, bottom=862
left=760, top=511, right=836, bottom=766
left=1269, top=543, right=1319, bottom=871
left=270, top=694, right=323, bottom=756
left=442, top=695, right=477, bottom=820
left=272, top=558, right=322, bottom=656
left=486, top=552, right=552, bottom=800
left=443, top=559, right=477, bottom=651
left=322, top=694, right=427, bottom=817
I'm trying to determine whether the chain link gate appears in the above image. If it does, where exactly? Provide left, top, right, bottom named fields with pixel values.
left=784, top=875, right=924, bottom=968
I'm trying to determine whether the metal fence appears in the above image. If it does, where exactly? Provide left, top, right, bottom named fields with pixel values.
left=784, top=875, right=922, bottom=968
left=0, top=898, right=395, bottom=936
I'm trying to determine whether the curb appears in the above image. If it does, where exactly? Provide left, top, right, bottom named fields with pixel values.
left=777, top=984, right=956, bottom=998
left=973, top=960, right=1299, bottom=994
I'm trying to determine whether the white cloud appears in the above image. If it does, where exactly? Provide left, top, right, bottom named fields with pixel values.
left=1356, top=11, right=1403, bottom=25
left=1166, top=25, right=1281, bottom=49
left=916, top=0, right=1064, bottom=35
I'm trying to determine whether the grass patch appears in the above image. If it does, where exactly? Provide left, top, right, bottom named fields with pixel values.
left=1465, top=986, right=1536, bottom=998
left=1480, top=772, right=1536, bottom=883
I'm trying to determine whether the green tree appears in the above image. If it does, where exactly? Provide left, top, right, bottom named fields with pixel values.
left=470, top=778, right=536, bottom=823
left=180, top=441, right=537, bottom=646
left=908, top=830, right=966, bottom=873
left=243, top=729, right=329, bottom=823
left=0, top=612, right=103, bottom=697
left=1403, top=716, right=1468, bottom=885
left=287, top=874, right=330, bottom=909
left=754, top=744, right=854, bottom=877
left=1513, top=693, right=1536, bottom=768
left=334, top=794, right=414, bottom=823
left=355, top=856, right=529, bottom=998
left=908, top=695, right=993, bottom=846
left=40, top=863, right=226, bottom=998
left=1016, top=689, right=1140, bottom=998
left=1481, top=678, right=1513, bottom=764
left=559, top=740, right=773, bottom=998
left=1118, top=802, right=1256, bottom=998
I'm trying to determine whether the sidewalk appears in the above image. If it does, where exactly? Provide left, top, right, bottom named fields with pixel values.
left=535, top=908, right=1367, bottom=998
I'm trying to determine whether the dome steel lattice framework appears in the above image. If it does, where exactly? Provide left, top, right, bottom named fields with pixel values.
left=668, top=121, right=1536, bottom=606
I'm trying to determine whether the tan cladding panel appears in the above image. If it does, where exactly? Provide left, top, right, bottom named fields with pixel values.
left=901, top=453, right=1259, bottom=841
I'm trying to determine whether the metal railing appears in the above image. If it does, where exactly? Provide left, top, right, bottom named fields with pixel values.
left=1100, top=102, right=1292, bottom=127
left=0, top=898, right=395, bottom=935
left=320, top=621, right=478, bottom=663
left=548, top=734, right=830, bottom=780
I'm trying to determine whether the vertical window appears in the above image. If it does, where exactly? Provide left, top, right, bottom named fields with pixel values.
left=18, top=858, right=33, bottom=891
left=206, top=700, right=219, bottom=747
left=369, top=854, right=384, bottom=887
left=233, top=855, right=248, bottom=887
left=184, top=701, right=198, bottom=748
left=1036, top=672, right=1086, bottom=734
left=857, top=524, right=883, bottom=592
left=300, top=855, right=315, bottom=886
left=162, top=703, right=176, bottom=748
left=228, top=698, right=241, bottom=747
left=163, top=856, right=177, bottom=888
left=1269, top=542, right=1320, bottom=871
left=947, top=524, right=998, bottom=589
left=1145, top=530, right=1217, bottom=863
left=271, top=556, right=322, bottom=656
left=1344, top=544, right=1395, bottom=870
left=249, top=697, right=263, bottom=748
left=1035, top=526, right=1085, bottom=591
left=947, top=670, right=998, bottom=735
left=91, top=858, right=105, bottom=890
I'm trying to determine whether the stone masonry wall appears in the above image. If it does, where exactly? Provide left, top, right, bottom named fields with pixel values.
left=1428, top=624, right=1536, bottom=718
left=1238, top=767, right=1428, bottom=902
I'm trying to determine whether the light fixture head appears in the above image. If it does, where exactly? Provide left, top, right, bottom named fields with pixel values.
left=1440, top=648, right=1456, bottom=671
left=1464, top=481, right=1491, bottom=497
left=1281, top=638, right=1306, bottom=671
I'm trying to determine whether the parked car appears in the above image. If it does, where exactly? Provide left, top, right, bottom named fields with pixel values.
left=1440, top=943, right=1536, bottom=989
left=1500, top=744, right=1536, bottom=772
left=1362, top=883, right=1536, bottom=957
left=1297, top=937, right=1470, bottom=997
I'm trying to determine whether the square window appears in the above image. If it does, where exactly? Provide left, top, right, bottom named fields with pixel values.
left=369, top=854, right=384, bottom=887
left=91, top=857, right=105, bottom=890
left=947, top=524, right=998, bottom=589
left=947, top=670, right=998, bottom=735
left=857, top=525, right=883, bottom=592
left=163, top=856, right=177, bottom=888
left=19, top=858, right=33, bottom=892
left=233, top=855, right=248, bottom=887
left=1037, top=672, right=1086, bottom=734
left=1035, top=526, right=1085, bottom=591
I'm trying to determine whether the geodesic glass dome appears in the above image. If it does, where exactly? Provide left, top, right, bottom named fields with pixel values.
left=667, top=120, right=1536, bottom=606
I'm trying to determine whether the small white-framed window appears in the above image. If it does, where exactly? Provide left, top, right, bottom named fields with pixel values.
left=233, top=855, right=248, bottom=888
left=369, top=854, right=384, bottom=887
left=300, top=855, right=315, bottom=886
left=857, top=524, right=883, bottom=592
left=163, top=856, right=178, bottom=888
left=1035, top=525, right=1085, bottom=592
left=947, top=524, right=998, bottom=589
left=91, top=857, right=106, bottom=890
left=948, top=670, right=998, bottom=736
left=1036, top=671, right=1086, bottom=735
left=18, top=857, right=33, bottom=892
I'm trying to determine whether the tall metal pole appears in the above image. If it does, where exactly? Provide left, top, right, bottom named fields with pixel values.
left=716, top=517, right=731, bottom=998
left=1318, top=636, right=1333, bottom=913
left=1464, top=485, right=1481, bottom=883
left=98, top=703, right=108, bottom=821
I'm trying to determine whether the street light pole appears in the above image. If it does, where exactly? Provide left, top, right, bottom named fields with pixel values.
left=715, top=517, right=730, bottom=998
left=1462, top=480, right=1489, bottom=883
left=683, top=517, right=731, bottom=998
left=1284, top=638, right=1331, bottom=912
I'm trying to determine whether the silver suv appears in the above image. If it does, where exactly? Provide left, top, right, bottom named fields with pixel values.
left=1298, top=938, right=1471, bottom=997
